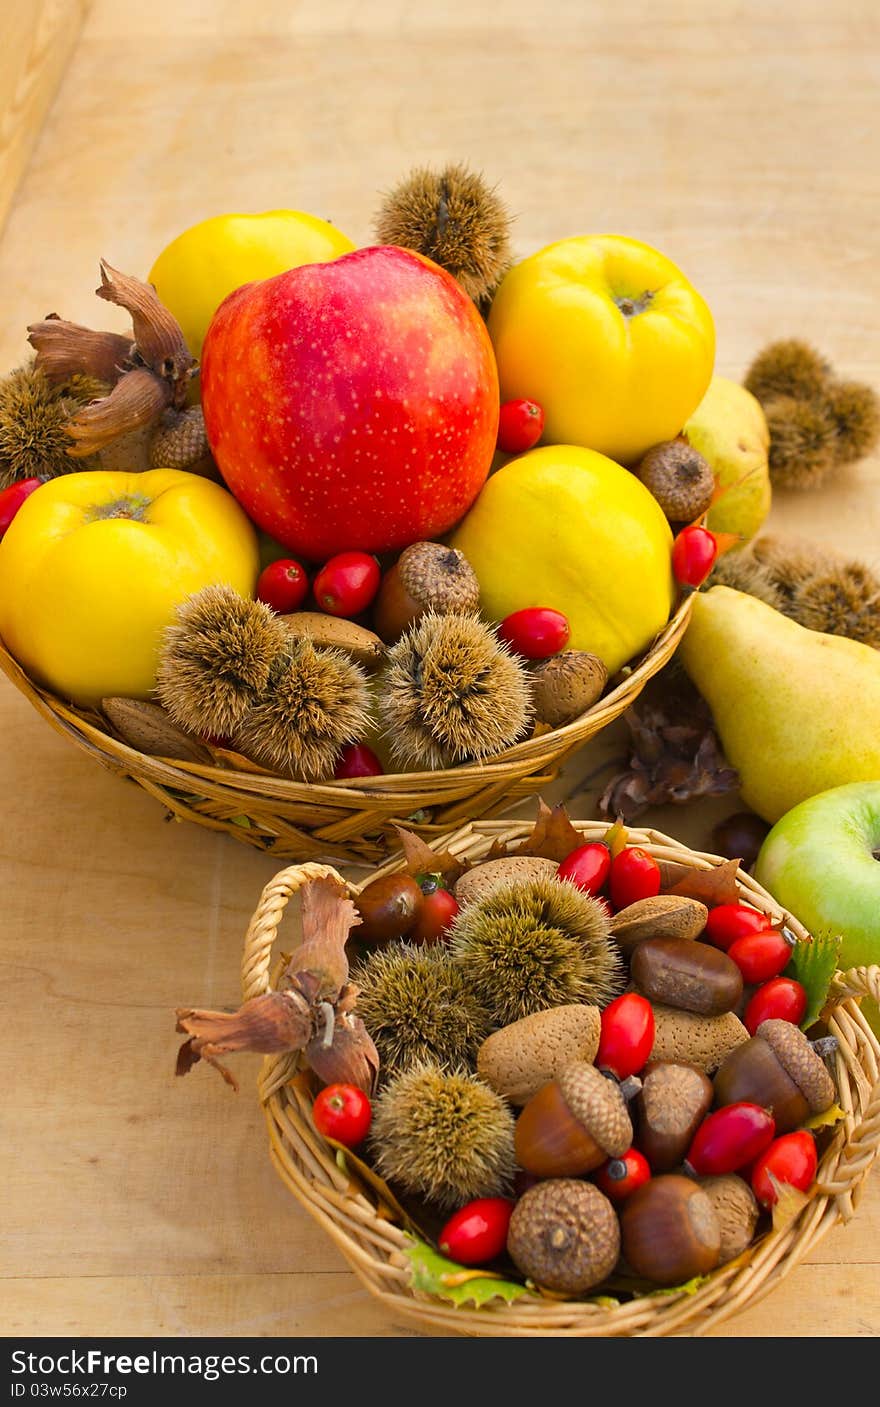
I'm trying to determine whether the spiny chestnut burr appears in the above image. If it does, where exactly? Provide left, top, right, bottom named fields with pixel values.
left=619, top=1173, right=722, bottom=1285
left=634, top=1062, right=713, bottom=1173
left=506, top=1179, right=620, bottom=1294
left=513, top=1060, right=632, bottom=1178
left=372, top=541, right=480, bottom=643
left=713, top=1018, right=836, bottom=1134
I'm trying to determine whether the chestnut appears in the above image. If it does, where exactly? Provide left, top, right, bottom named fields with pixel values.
left=619, top=1174, right=722, bottom=1285
left=353, top=872, right=423, bottom=946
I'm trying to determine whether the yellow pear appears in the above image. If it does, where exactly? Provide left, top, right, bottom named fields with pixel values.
left=683, top=377, right=771, bottom=544
left=678, top=585, right=880, bottom=822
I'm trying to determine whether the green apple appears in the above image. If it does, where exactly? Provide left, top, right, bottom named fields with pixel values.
left=683, top=376, right=771, bottom=544
left=755, top=782, right=880, bottom=1028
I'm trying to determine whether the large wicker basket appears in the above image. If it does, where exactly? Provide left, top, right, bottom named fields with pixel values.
left=241, top=818, right=880, bottom=1338
left=0, top=597, right=691, bottom=865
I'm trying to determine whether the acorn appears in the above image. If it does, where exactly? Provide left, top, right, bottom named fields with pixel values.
left=149, top=405, right=212, bottom=473
left=713, top=1018, right=836, bottom=1134
left=631, top=937, right=743, bottom=1017
left=635, top=438, right=715, bottom=523
left=506, top=1179, right=620, bottom=1294
left=372, top=542, right=480, bottom=643
left=619, top=1174, right=722, bottom=1285
left=514, top=1060, right=632, bottom=1178
left=353, top=873, right=424, bottom=947
left=369, top=1063, right=516, bottom=1210
left=453, top=855, right=559, bottom=907
left=476, top=1005, right=601, bottom=1107
left=530, top=651, right=608, bottom=728
left=649, top=1005, right=750, bottom=1074
left=610, top=895, right=709, bottom=959
left=699, top=1174, right=760, bottom=1264
left=634, top=1061, right=713, bottom=1172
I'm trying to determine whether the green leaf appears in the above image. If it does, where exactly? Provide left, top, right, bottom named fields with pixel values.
left=788, top=929, right=842, bottom=1029
left=402, top=1236, right=530, bottom=1308
left=646, top=1273, right=711, bottom=1299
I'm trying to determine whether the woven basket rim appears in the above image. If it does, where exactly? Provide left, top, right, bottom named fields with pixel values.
left=240, top=818, right=880, bottom=1338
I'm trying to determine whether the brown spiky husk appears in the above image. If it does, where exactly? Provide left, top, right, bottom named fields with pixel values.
left=749, top=534, right=830, bottom=602
left=744, top=339, right=832, bottom=404
left=764, top=396, right=839, bottom=489
left=794, top=563, right=880, bottom=646
left=824, top=380, right=880, bottom=464
left=0, top=363, right=103, bottom=487
left=374, top=163, right=513, bottom=305
left=369, top=1063, right=516, bottom=1210
left=378, top=611, right=532, bottom=770
left=352, top=943, right=491, bottom=1080
left=710, top=550, right=785, bottom=610
left=156, top=586, right=290, bottom=737
left=450, top=875, right=624, bottom=1027
left=232, top=640, right=372, bottom=781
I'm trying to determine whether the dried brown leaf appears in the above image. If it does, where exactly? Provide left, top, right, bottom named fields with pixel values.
left=514, top=798, right=583, bottom=861
left=666, top=858, right=742, bottom=906
left=394, top=826, right=465, bottom=884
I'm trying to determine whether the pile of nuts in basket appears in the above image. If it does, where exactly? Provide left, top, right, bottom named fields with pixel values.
left=175, top=803, right=842, bottom=1299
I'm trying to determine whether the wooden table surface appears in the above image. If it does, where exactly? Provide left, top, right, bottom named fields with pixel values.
left=2, top=0, right=878, bottom=1340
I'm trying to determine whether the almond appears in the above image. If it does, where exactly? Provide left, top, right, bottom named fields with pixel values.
left=454, top=855, right=559, bottom=907
left=610, top=894, right=708, bottom=957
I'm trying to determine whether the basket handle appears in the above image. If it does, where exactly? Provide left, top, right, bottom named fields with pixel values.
left=240, top=861, right=348, bottom=1002
left=827, top=963, right=880, bottom=1012
left=815, top=965, right=880, bottom=1213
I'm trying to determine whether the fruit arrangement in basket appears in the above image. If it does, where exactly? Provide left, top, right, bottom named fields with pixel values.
left=173, top=803, right=876, bottom=1322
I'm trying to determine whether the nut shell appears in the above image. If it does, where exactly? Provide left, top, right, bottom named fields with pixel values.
left=699, top=1175, right=760, bottom=1264
left=758, top=1019, right=836, bottom=1114
left=507, top=1179, right=620, bottom=1293
left=280, top=612, right=386, bottom=670
left=454, top=856, right=559, bottom=907
left=531, top=650, right=607, bottom=728
left=650, top=1005, right=750, bottom=1073
left=477, top=1005, right=601, bottom=1106
left=610, top=895, right=708, bottom=958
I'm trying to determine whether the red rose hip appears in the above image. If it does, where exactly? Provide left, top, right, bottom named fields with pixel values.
left=557, top=842, right=611, bottom=895
left=750, top=1131, right=817, bottom=1208
left=333, top=743, right=384, bottom=779
left=596, top=992, right=655, bottom=1080
left=312, top=1083, right=372, bottom=1148
left=608, top=847, right=661, bottom=910
left=314, top=551, right=381, bottom=618
left=672, top=525, right=719, bottom=589
left=438, top=1197, right=515, bottom=1266
left=0, top=476, right=43, bottom=540
left=744, top=977, right=808, bottom=1034
left=727, top=928, right=793, bottom=985
left=497, top=398, right=545, bottom=455
left=256, top=557, right=309, bottom=613
left=705, top=902, right=770, bottom=951
left=497, top=607, right=570, bottom=659
left=686, top=1102, right=776, bottom=1176
left=593, top=1148, right=651, bottom=1203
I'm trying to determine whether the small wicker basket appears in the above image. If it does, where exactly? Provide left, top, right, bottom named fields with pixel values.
left=0, top=597, right=691, bottom=865
left=241, top=818, right=880, bottom=1338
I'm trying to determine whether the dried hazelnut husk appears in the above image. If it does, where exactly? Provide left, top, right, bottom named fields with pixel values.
left=713, top=1019, right=836, bottom=1134
left=634, top=1061, right=713, bottom=1172
left=477, top=1005, right=601, bottom=1106
left=699, top=1174, right=760, bottom=1263
left=514, top=1060, right=632, bottom=1177
left=610, top=895, right=708, bottom=958
left=635, top=439, right=715, bottom=523
left=372, top=541, right=480, bottom=643
left=619, top=1173, right=722, bottom=1285
left=530, top=650, right=608, bottom=728
left=506, top=1178, right=620, bottom=1294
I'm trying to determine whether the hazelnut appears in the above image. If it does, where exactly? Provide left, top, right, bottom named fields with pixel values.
left=699, top=1175, right=760, bottom=1263
left=372, top=541, right=480, bottom=642
left=619, top=1174, right=722, bottom=1285
left=610, top=895, right=709, bottom=958
left=454, top=856, right=558, bottom=907
left=713, top=1018, right=836, bottom=1133
left=634, top=1061, right=713, bottom=1172
left=649, top=1005, right=750, bottom=1073
left=530, top=650, right=608, bottom=728
left=507, top=1179, right=620, bottom=1293
left=477, top=1005, right=601, bottom=1106
left=514, top=1060, right=631, bottom=1177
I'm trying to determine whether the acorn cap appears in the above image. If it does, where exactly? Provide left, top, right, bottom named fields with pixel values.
left=506, top=1178, right=620, bottom=1294
left=699, top=1174, right=760, bottom=1264
left=477, top=1005, right=601, bottom=1106
left=557, top=1061, right=632, bottom=1157
left=650, top=1005, right=749, bottom=1073
left=531, top=651, right=608, bottom=728
left=454, top=855, right=559, bottom=906
left=636, top=439, right=715, bottom=523
left=398, top=541, right=480, bottom=613
left=638, top=1061, right=712, bottom=1136
left=757, top=1019, right=836, bottom=1113
left=610, top=895, right=709, bottom=957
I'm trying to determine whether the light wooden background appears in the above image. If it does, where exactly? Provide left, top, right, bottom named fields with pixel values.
left=1, top=0, right=878, bottom=1339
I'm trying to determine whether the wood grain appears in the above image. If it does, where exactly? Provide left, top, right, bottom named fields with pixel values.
left=0, top=0, right=878, bottom=1340
left=0, top=1, right=90, bottom=237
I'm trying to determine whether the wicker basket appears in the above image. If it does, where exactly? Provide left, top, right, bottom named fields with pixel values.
left=0, top=596, right=691, bottom=865
left=241, top=818, right=880, bottom=1338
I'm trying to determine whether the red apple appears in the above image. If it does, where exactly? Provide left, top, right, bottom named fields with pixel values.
left=200, top=246, right=500, bottom=560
